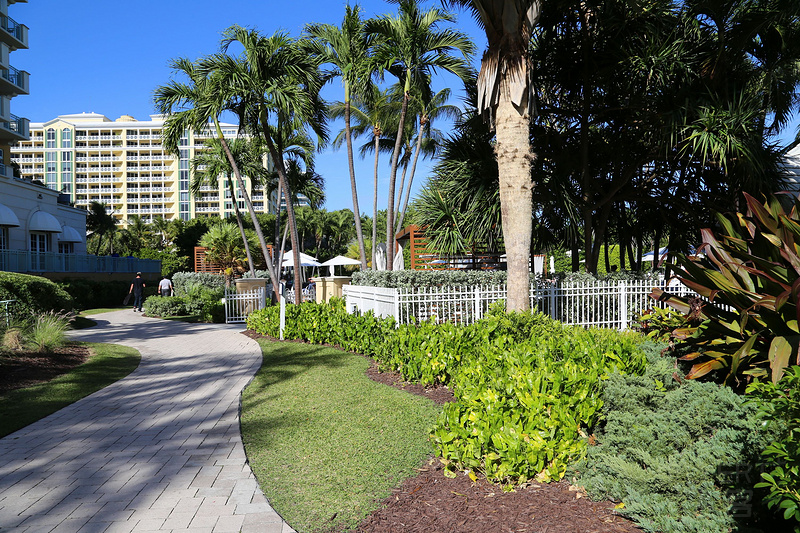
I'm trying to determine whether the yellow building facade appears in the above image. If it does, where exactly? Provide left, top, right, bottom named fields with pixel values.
left=0, top=0, right=29, bottom=175
left=11, top=113, right=278, bottom=224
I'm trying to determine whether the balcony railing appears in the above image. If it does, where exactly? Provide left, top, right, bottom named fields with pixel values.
left=0, top=251, right=160, bottom=275
left=0, top=65, right=28, bottom=93
left=0, top=114, right=28, bottom=138
left=0, top=14, right=28, bottom=49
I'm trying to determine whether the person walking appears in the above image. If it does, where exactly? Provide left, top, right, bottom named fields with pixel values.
left=129, top=272, right=146, bottom=312
left=158, top=275, right=174, bottom=297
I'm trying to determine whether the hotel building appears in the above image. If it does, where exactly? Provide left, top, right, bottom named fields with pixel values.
left=11, top=112, right=281, bottom=224
left=0, top=0, right=29, bottom=177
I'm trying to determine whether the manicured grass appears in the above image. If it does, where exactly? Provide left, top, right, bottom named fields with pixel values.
left=242, top=339, right=442, bottom=533
left=0, top=343, right=141, bottom=438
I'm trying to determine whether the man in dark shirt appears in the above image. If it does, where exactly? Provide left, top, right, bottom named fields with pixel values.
left=129, top=272, right=146, bottom=312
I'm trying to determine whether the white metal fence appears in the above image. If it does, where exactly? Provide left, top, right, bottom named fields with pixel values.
left=343, top=278, right=696, bottom=330
left=224, top=287, right=267, bottom=324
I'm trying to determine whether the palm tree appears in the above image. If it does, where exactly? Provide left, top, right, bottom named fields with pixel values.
left=191, top=137, right=268, bottom=277
left=330, top=87, right=396, bottom=268
left=86, top=201, right=116, bottom=255
left=154, top=57, right=283, bottom=294
left=306, top=4, right=375, bottom=270
left=368, top=0, right=474, bottom=270
left=395, top=86, right=460, bottom=233
left=199, top=223, right=245, bottom=287
left=444, top=0, right=540, bottom=312
left=211, top=27, right=329, bottom=302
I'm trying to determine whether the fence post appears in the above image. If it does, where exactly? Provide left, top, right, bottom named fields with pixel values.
left=279, top=283, right=286, bottom=340
left=619, top=280, right=628, bottom=331
left=474, top=285, right=481, bottom=322
left=393, top=287, right=400, bottom=327
left=549, top=281, right=558, bottom=320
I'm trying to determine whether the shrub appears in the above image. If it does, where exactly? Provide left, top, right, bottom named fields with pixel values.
left=172, top=272, right=225, bottom=297
left=143, top=296, right=187, bottom=317
left=572, top=343, right=772, bottom=533
left=27, top=311, right=72, bottom=353
left=247, top=300, right=647, bottom=485
left=0, top=272, right=74, bottom=317
left=749, top=367, right=800, bottom=530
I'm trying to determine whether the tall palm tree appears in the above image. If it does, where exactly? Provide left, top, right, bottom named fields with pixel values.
left=368, top=0, right=474, bottom=270
left=191, top=137, right=268, bottom=277
left=444, top=0, right=540, bottom=312
left=210, top=27, right=329, bottom=301
left=395, top=86, right=461, bottom=233
left=306, top=4, right=375, bottom=270
left=154, top=57, right=283, bottom=294
left=330, top=87, right=396, bottom=268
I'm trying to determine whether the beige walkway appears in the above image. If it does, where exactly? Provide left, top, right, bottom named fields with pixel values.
left=0, top=310, right=293, bottom=533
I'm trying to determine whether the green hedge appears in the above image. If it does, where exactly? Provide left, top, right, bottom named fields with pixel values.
left=172, top=272, right=225, bottom=297
left=246, top=300, right=647, bottom=485
left=143, top=288, right=225, bottom=323
left=0, top=272, right=74, bottom=317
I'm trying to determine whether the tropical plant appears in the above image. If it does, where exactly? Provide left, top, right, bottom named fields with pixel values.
left=368, top=0, right=474, bottom=271
left=198, top=223, right=245, bottom=286
left=191, top=137, right=268, bottom=277
left=85, top=201, right=117, bottom=255
left=154, top=56, right=282, bottom=295
left=306, top=4, right=375, bottom=270
left=652, top=193, right=800, bottom=386
left=749, top=366, right=800, bottom=530
left=211, top=26, right=329, bottom=301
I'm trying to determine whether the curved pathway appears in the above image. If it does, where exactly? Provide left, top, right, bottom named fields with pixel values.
left=0, top=310, right=293, bottom=533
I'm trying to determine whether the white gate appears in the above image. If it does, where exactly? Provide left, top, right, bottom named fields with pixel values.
left=224, top=287, right=267, bottom=324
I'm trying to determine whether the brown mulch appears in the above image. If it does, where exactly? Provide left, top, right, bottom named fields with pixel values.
left=0, top=344, right=91, bottom=394
left=242, top=330, right=641, bottom=533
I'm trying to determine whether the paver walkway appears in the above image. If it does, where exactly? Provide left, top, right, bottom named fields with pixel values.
left=0, top=310, right=293, bottom=533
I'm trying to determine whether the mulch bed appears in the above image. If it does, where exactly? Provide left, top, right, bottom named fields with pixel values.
left=0, top=344, right=91, bottom=394
left=242, top=330, right=640, bottom=533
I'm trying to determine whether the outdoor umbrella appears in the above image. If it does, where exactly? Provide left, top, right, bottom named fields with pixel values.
left=281, top=251, right=321, bottom=267
left=320, top=255, right=361, bottom=276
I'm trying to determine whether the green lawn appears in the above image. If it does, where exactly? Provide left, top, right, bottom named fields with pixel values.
left=242, top=339, right=443, bottom=533
left=0, top=342, right=141, bottom=437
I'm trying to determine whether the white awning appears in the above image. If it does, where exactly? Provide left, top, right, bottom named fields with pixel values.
left=58, top=225, right=84, bottom=243
left=0, top=203, right=20, bottom=227
left=29, top=210, right=63, bottom=232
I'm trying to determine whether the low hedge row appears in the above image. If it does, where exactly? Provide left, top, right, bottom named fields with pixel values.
left=0, top=272, right=74, bottom=316
left=246, top=299, right=647, bottom=484
left=143, top=290, right=225, bottom=323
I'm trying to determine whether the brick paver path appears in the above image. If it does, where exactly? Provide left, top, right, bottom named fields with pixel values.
left=0, top=310, right=293, bottom=533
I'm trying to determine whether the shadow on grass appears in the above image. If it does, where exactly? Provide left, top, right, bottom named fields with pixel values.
left=0, top=343, right=141, bottom=438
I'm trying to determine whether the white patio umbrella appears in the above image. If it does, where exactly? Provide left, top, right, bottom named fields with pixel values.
left=281, top=251, right=321, bottom=267
left=320, top=255, right=361, bottom=276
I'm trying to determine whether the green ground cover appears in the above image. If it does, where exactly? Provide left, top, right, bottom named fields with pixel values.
left=0, top=342, right=141, bottom=437
left=241, top=339, right=442, bottom=533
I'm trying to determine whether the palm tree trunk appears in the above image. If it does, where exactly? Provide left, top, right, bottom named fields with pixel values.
left=495, top=79, right=533, bottom=312
left=386, top=91, right=410, bottom=271
left=213, top=119, right=281, bottom=296
left=395, top=120, right=424, bottom=234
left=227, top=176, right=256, bottom=278
left=273, top=181, right=282, bottom=265
left=344, top=98, right=368, bottom=269
left=261, top=122, right=303, bottom=303
left=372, top=131, right=380, bottom=269
left=394, top=161, right=409, bottom=223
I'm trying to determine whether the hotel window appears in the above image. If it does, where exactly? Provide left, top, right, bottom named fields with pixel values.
left=0, top=227, right=7, bottom=250
left=46, top=128, right=56, bottom=148
left=58, top=242, right=74, bottom=254
left=61, top=129, right=72, bottom=148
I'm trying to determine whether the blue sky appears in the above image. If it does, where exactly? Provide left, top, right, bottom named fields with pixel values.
left=11, top=1, right=800, bottom=212
left=12, top=0, right=485, bottom=213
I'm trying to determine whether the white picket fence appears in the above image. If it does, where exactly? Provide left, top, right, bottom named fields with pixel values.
left=224, top=287, right=268, bottom=324
left=343, top=278, right=696, bottom=330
